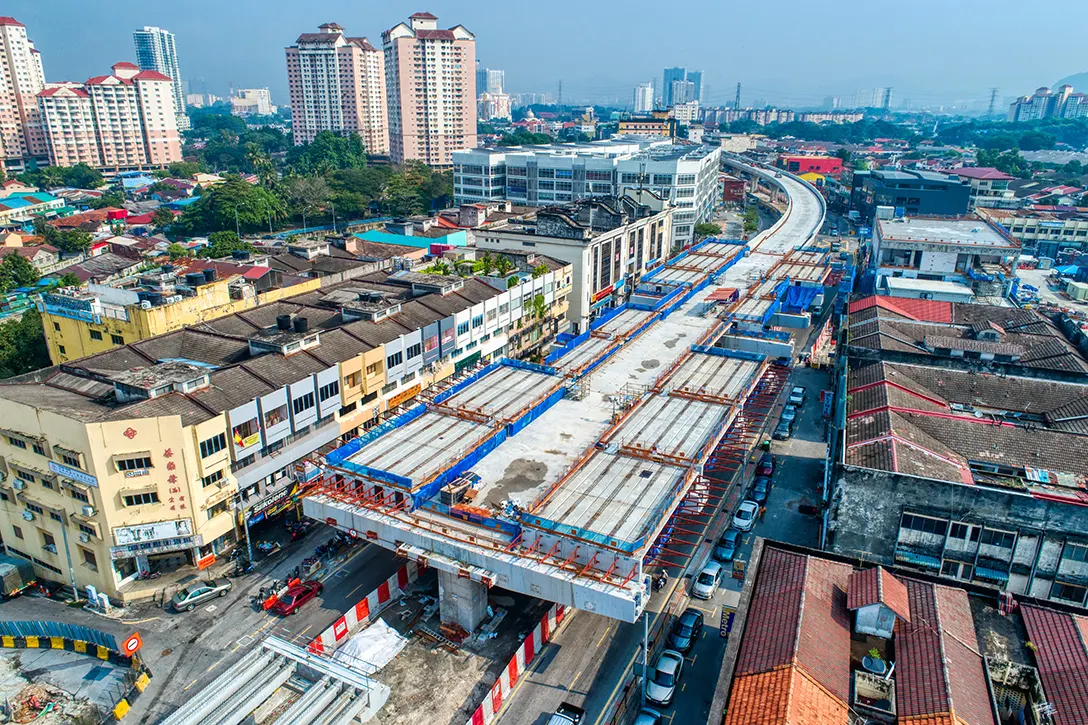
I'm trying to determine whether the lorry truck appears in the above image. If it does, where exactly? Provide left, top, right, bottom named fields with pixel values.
left=0, top=554, right=36, bottom=599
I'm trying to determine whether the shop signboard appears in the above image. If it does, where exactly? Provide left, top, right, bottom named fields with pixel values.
left=113, top=519, right=193, bottom=546
left=48, top=461, right=98, bottom=487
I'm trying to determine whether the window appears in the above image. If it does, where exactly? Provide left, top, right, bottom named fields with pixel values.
left=344, top=372, right=361, bottom=388
left=7, top=436, right=26, bottom=449
left=12, top=525, right=22, bottom=539
left=202, top=469, right=224, bottom=488
left=69, top=488, right=89, bottom=503
left=26, top=503, right=43, bottom=515
left=263, top=403, right=288, bottom=428
left=677, top=174, right=696, bottom=185
left=207, top=500, right=229, bottom=520
left=0, top=491, right=8, bottom=502
left=42, top=532, right=56, bottom=549
left=122, top=492, right=159, bottom=506
left=652, top=174, right=673, bottom=185
left=1065, top=543, right=1088, bottom=563
left=31, top=442, right=45, bottom=456
left=365, top=361, right=382, bottom=376
left=89, top=330, right=102, bottom=341
left=200, top=432, right=227, bottom=458
left=472, top=315, right=483, bottom=329
left=457, top=321, right=470, bottom=335
left=900, top=513, right=948, bottom=536
left=81, top=548, right=97, bottom=569
left=116, top=456, right=152, bottom=472
left=979, top=529, right=1015, bottom=548
left=60, top=453, right=80, bottom=468
left=292, top=393, right=315, bottom=415
left=1052, top=582, right=1087, bottom=604
left=405, top=344, right=422, bottom=360
left=111, top=334, right=124, bottom=345
left=77, top=523, right=95, bottom=538
left=53, top=322, right=60, bottom=332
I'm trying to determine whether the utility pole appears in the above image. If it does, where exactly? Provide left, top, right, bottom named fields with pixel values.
left=734, top=82, right=741, bottom=110
left=987, top=87, right=999, bottom=118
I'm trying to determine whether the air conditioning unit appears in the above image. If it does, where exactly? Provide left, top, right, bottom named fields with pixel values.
left=12, top=479, right=25, bottom=490
left=78, top=532, right=90, bottom=543
left=81, top=505, right=95, bottom=517
left=21, top=510, right=33, bottom=521
left=42, top=544, right=56, bottom=554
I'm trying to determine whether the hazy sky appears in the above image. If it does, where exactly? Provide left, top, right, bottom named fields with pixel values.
left=9, top=0, right=1086, bottom=110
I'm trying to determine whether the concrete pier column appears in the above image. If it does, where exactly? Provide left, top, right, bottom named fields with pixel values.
left=438, top=569, right=488, bottom=633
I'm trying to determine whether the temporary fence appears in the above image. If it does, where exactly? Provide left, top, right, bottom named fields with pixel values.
left=0, top=620, right=117, bottom=651
left=545, top=328, right=592, bottom=364
left=462, top=603, right=567, bottom=725
left=589, top=304, right=628, bottom=333
left=307, top=561, right=425, bottom=656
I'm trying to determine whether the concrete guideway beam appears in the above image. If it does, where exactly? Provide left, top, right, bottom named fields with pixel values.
left=276, top=677, right=339, bottom=725
left=157, top=648, right=276, bottom=725
left=205, top=656, right=293, bottom=725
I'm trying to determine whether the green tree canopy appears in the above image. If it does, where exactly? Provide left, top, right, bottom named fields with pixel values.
left=151, top=208, right=176, bottom=228
left=198, top=231, right=257, bottom=259
left=0, top=254, right=40, bottom=292
left=166, top=243, right=192, bottom=260
left=178, top=176, right=286, bottom=235
left=498, top=132, right=554, bottom=146
left=87, top=190, right=125, bottom=209
left=18, top=163, right=104, bottom=190
left=0, top=309, right=51, bottom=380
left=286, top=131, right=367, bottom=175
left=695, top=222, right=722, bottom=238
left=167, top=160, right=205, bottom=178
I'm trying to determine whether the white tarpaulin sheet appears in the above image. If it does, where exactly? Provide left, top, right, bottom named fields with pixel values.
left=332, top=619, right=408, bottom=675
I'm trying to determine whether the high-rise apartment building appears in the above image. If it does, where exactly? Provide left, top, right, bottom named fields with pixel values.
left=132, top=26, right=187, bottom=130
left=476, top=67, right=504, bottom=95
left=477, top=92, right=511, bottom=121
left=230, top=88, right=277, bottom=117
left=1008, top=85, right=1086, bottom=121
left=285, top=23, right=389, bottom=154
left=662, top=66, right=686, bottom=107
left=670, top=79, right=696, bottom=106
left=0, top=17, right=46, bottom=173
left=37, top=62, right=182, bottom=171
left=383, top=13, right=477, bottom=168
left=633, top=82, right=654, bottom=113
left=686, top=70, right=703, bottom=102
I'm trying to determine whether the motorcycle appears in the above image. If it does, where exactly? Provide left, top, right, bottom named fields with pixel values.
left=136, top=570, right=161, bottom=581
left=230, top=559, right=255, bottom=577
left=651, top=571, right=669, bottom=593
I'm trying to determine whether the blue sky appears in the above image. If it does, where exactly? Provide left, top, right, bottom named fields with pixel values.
left=9, top=0, right=1086, bottom=110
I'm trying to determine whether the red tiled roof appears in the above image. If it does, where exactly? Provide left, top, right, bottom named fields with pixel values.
left=111, top=62, right=138, bottom=69
left=410, top=11, right=438, bottom=19
left=38, top=86, right=89, bottom=98
left=725, top=667, right=849, bottom=725
left=241, top=266, right=272, bottom=280
left=846, top=565, right=911, bottom=622
left=85, top=75, right=132, bottom=86
left=133, top=70, right=172, bottom=82
left=1021, top=604, right=1088, bottom=725
left=0, top=16, right=24, bottom=27
left=416, top=29, right=456, bottom=40
left=848, top=295, right=954, bottom=323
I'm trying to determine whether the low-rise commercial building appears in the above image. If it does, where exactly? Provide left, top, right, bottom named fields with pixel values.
left=777, top=154, right=842, bottom=177
left=453, top=136, right=717, bottom=248
left=980, top=206, right=1088, bottom=258
left=473, top=194, right=671, bottom=333
left=0, top=190, right=62, bottom=227
left=851, top=169, right=971, bottom=221
left=0, top=267, right=570, bottom=600
left=949, top=166, right=1016, bottom=209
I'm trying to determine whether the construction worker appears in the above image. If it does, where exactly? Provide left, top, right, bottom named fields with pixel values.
left=758, top=505, right=767, bottom=522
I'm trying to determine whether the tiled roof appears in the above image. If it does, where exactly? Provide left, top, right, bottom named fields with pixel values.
left=952, top=167, right=1015, bottom=181
left=724, top=667, right=849, bottom=725
left=133, top=70, right=172, bottom=82
left=409, top=11, right=438, bottom=19
left=923, top=334, right=1026, bottom=357
left=895, top=580, right=995, bottom=725
left=0, top=17, right=25, bottom=27
left=1020, top=604, right=1088, bottom=725
left=848, top=295, right=953, bottom=323
left=416, top=29, right=456, bottom=40
left=846, top=565, right=911, bottom=621
left=111, top=62, right=138, bottom=69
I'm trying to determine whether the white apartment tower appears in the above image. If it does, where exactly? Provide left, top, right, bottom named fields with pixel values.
left=133, top=26, right=187, bottom=130
left=285, top=23, right=389, bottom=154
left=0, top=16, right=46, bottom=172
left=37, top=62, right=182, bottom=170
left=382, top=12, right=477, bottom=168
left=634, top=82, right=654, bottom=113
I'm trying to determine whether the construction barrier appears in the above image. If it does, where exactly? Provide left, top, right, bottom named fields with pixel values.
left=589, top=304, right=627, bottom=333
left=545, top=329, right=591, bottom=364
left=307, top=560, right=425, bottom=656
left=463, top=603, right=567, bottom=725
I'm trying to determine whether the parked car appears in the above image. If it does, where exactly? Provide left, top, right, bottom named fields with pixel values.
left=633, top=708, right=663, bottom=725
left=713, top=528, right=741, bottom=562
left=668, top=608, right=704, bottom=653
left=750, top=476, right=771, bottom=505
left=692, top=561, right=723, bottom=600
left=789, top=386, right=807, bottom=408
left=756, top=453, right=776, bottom=477
left=547, top=703, right=586, bottom=725
left=780, top=405, right=798, bottom=425
left=272, top=580, right=324, bottom=616
left=646, top=650, right=685, bottom=706
left=171, top=578, right=232, bottom=612
left=773, top=419, right=793, bottom=440
left=733, top=500, right=759, bottom=531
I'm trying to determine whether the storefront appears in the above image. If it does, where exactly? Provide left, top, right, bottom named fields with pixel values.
left=111, top=518, right=202, bottom=581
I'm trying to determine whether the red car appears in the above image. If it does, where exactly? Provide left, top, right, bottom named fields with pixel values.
left=756, top=453, right=776, bottom=478
left=272, top=580, right=323, bottom=616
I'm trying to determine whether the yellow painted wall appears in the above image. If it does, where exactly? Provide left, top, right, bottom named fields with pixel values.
left=42, top=276, right=322, bottom=364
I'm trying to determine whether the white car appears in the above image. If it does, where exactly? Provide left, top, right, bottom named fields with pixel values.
left=733, top=500, right=759, bottom=532
left=789, top=386, right=806, bottom=408
left=781, top=405, right=798, bottom=425
left=646, top=650, right=684, bottom=706
left=692, top=561, right=722, bottom=600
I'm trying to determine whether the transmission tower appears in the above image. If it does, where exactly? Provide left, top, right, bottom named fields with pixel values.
left=557, top=80, right=563, bottom=106
left=734, top=82, right=741, bottom=110
left=881, top=87, right=893, bottom=110
left=987, top=87, right=999, bottom=117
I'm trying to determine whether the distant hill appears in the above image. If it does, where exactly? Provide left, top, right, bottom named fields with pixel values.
left=1054, top=72, right=1088, bottom=91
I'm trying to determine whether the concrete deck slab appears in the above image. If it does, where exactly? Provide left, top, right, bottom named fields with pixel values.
left=664, top=352, right=763, bottom=402
left=347, top=412, right=493, bottom=486
left=441, top=366, right=559, bottom=421
left=595, top=309, right=656, bottom=339
left=605, top=394, right=732, bottom=461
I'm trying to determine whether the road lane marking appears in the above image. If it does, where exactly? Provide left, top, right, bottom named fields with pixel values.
left=298, top=624, right=313, bottom=637
left=182, top=679, right=198, bottom=692
left=595, top=623, right=614, bottom=648
left=120, top=617, right=160, bottom=625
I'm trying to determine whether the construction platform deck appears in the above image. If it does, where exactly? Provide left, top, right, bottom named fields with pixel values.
left=650, top=267, right=708, bottom=287
left=663, top=352, right=765, bottom=403
left=772, top=261, right=829, bottom=284
left=526, top=453, right=688, bottom=550
left=440, top=366, right=560, bottom=421
left=604, top=394, right=734, bottom=461
left=345, top=412, right=493, bottom=488
left=594, top=309, right=656, bottom=340
left=734, top=297, right=775, bottom=321
left=553, top=335, right=617, bottom=375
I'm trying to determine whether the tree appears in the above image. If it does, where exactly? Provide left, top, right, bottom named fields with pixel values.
left=166, top=243, right=192, bottom=260
left=531, top=264, right=550, bottom=278
left=198, top=231, right=256, bottom=259
left=428, top=260, right=451, bottom=275
left=694, top=222, right=722, bottom=239
left=167, top=160, right=204, bottom=178
left=87, top=190, right=125, bottom=209
left=64, top=164, right=105, bottom=189
left=284, top=176, right=332, bottom=224
left=743, top=207, right=759, bottom=234
left=498, top=132, right=553, bottom=146
left=285, top=131, right=367, bottom=175
left=51, top=272, right=81, bottom=288
left=0, top=254, right=40, bottom=292
left=494, top=255, right=515, bottom=276
left=48, top=228, right=92, bottom=255
left=0, top=309, right=51, bottom=380
left=177, top=176, right=286, bottom=234
left=479, top=251, right=495, bottom=275
left=506, top=276, right=520, bottom=289
left=834, top=148, right=853, bottom=163
left=151, top=208, right=175, bottom=228
left=380, top=171, right=424, bottom=217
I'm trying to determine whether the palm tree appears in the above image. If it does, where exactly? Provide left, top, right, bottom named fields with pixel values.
left=430, top=260, right=451, bottom=275
left=494, top=255, right=515, bottom=276
left=479, top=251, right=494, bottom=275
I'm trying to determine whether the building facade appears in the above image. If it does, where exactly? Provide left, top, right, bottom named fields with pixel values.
left=476, top=67, right=503, bottom=95
left=473, top=194, right=673, bottom=332
left=285, top=23, right=389, bottom=154
left=453, top=137, right=719, bottom=248
left=37, top=63, right=183, bottom=171
left=980, top=207, right=1088, bottom=258
left=1008, top=84, right=1087, bottom=121
left=0, top=268, right=570, bottom=600
left=230, top=88, right=276, bottom=117
left=382, top=13, right=476, bottom=167
left=476, top=92, right=511, bottom=121
left=662, top=67, right=685, bottom=107
left=132, top=26, right=187, bottom=130
left=851, top=169, right=971, bottom=221
left=633, top=82, right=653, bottom=114
left=778, top=154, right=843, bottom=177
left=0, top=16, right=46, bottom=173
left=949, top=167, right=1016, bottom=210
left=686, top=71, right=702, bottom=103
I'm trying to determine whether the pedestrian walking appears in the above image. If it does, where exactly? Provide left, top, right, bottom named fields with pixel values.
left=758, top=505, right=767, bottom=522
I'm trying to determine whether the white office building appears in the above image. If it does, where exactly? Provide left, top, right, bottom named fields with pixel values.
left=633, top=82, right=654, bottom=113
left=453, top=136, right=721, bottom=247
left=133, top=26, right=187, bottom=129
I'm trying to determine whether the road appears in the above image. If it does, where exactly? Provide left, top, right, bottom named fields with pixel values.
left=0, top=523, right=402, bottom=723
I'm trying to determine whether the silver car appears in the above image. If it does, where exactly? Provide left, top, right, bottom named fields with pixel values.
left=171, top=578, right=232, bottom=612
